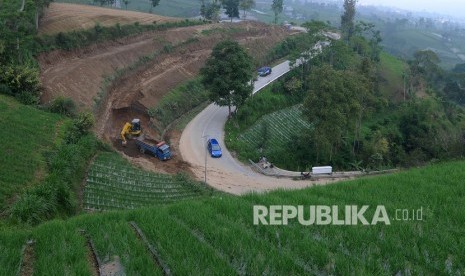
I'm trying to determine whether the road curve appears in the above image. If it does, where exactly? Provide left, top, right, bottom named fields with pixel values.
left=179, top=61, right=336, bottom=195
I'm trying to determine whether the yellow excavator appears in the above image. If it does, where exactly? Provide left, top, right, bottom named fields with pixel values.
left=121, top=118, right=142, bottom=146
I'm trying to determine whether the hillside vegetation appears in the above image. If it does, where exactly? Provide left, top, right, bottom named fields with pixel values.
left=227, top=19, right=465, bottom=171
left=1, top=161, right=464, bottom=274
left=0, top=95, right=63, bottom=212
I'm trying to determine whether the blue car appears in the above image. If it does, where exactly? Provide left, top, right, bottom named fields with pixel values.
left=258, top=66, right=272, bottom=77
left=207, top=138, right=222, bottom=158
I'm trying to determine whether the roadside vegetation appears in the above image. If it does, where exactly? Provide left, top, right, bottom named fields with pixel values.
left=148, top=78, right=208, bottom=133
left=1, top=161, right=464, bottom=273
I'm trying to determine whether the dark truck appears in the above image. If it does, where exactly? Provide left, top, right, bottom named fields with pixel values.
left=135, top=139, right=172, bottom=161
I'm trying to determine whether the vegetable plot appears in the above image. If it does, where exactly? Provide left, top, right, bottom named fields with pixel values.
left=84, top=153, right=209, bottom=210
left=239, top=104, right=313, bottom=149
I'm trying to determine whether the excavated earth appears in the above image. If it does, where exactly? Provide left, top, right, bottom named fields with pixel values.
left=38, top=19, right=295, bottom=174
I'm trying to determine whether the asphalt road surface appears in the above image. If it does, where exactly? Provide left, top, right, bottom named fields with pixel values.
left=179, top=60, right=336, bottom=194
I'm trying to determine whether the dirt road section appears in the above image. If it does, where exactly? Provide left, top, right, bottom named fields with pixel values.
left=39, top=3, right=177, bottom=35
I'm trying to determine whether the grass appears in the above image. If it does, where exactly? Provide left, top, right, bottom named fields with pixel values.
left=378, top=52, right=407, bottom=100
left=1, top=161, right=464, bottom=273
left=147, top=78, right=209, bottom=133
left=83, top=152, right=211, bottom=211
left=74, top=215, right=161, bottom=275
left=33, top=220, right=91, bottom=275
left=0, top=95, right=64, bottom=212
left=0, top=229, right=27, bottom=275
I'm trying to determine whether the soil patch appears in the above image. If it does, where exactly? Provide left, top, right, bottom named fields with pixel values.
left=19, top=240, right=35, bottom=276
left=39, top=3, right=177, bottom=35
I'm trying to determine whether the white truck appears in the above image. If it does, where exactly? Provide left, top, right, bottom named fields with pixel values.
left=312, top=166, right=333, bottom=175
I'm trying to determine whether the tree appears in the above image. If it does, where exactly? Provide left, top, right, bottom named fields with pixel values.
left=409, top=50, right=443, bottom=90
left=341, top=0, right=357, bottom=42
left=239, top=0, right=255, bottom=18
left=200, top=40, right=254, bottom=116
left=288, top=21, right=329, bottom=89
left=221, top=0, right=239, bottom=22
left=443, top=81, right=465, bottom=105
left=354, top=21, right=382, bottom=62
left=34, top=0, right=54, bottom=30
left=123, top=0, right=130, bottom=9
left=453, top=63, right=465, bottom=73
left=200, top=0, right=220, bottom=21
left=271, top=0, right=283, bottom=24
left=150, top=0, right=160, bottom=8
left=94, top=0, right=116, bottom=7
left=302, top=65, right=370, bottom=161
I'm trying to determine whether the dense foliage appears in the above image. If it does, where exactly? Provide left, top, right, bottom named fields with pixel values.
left=201, top=40, right=254, bottom=116
left=227, top=18, right=465, bottom=171
left=0, top=0, right=42, bottom=104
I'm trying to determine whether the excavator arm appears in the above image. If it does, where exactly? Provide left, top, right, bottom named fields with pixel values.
left=121, top=122, right=133, bottom=145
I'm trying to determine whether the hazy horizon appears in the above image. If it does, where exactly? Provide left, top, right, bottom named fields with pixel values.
left=358, top=0, right=465, bottom=19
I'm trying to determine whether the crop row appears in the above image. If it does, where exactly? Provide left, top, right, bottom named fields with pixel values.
left=239, top=104, right=313, bottom=149
left=84, top=189, right=201, bottom=211
left=87, top=173, right=178, bottom=187
left=86, top=177, right=189, bottom=192
left=90, top=164, right=173, bottom=180
left=1, top=162, right=464, bottom=274
left=84, top=152, right=208, bottom=210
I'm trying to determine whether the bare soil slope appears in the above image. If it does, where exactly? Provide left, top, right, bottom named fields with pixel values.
left=38, top=17, right=292, bottom=173
left=39, top=3, right=177, bottom=35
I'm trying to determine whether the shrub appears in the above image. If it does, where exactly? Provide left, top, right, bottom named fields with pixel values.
left=9, top=193, right=54, bottom=225
left=64, top=112, right=95, bottom=144
left=0, top=65, right=40, bottom=104
left=148, top=78, right=209, bottom=130
left=10, top=134, right=101, bottom=225
left=48, top=96, right=77, bottom=117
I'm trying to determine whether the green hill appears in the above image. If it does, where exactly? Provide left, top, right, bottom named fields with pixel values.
left=0, top=95, right=64, bottom=212
left=1, top=161, right=464, bottom=274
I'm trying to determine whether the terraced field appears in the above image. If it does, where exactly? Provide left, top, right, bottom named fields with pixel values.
left=2, top=161, right=465, bottom=274
left=0, top=95, right=64, bottom=212
left=239, top=104, right=313, bottom=149
left=84, top=152, right=210, bottom=210
left=39, top=3, right=177, bottom=35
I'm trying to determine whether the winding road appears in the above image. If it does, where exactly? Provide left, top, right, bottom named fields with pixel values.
left=179, top=60, right=343, bottom=194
